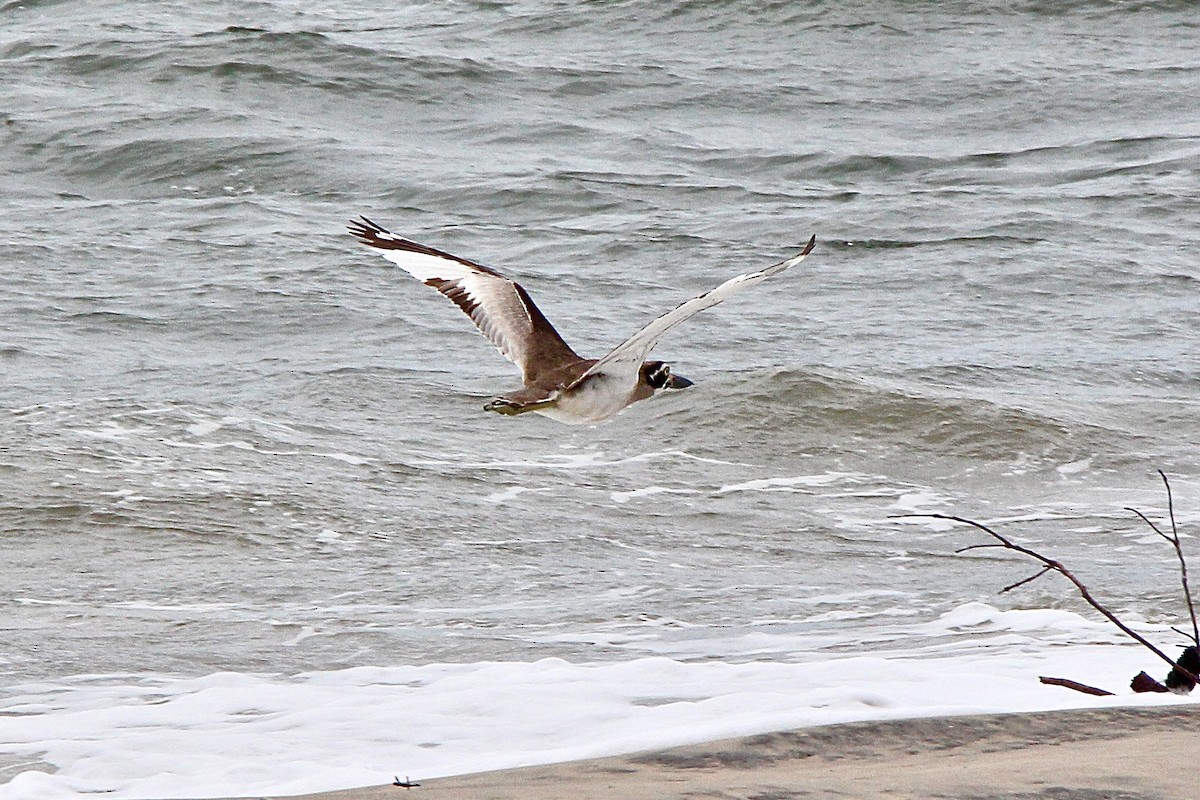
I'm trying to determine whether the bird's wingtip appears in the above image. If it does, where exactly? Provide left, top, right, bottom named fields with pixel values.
left=349, top=216, right=398, bottom=249
left=800, top=234, right=816, bottom=256
left=348, top=215, right=384, bottom=235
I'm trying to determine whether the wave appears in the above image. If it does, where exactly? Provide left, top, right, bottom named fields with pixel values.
left=688, top=132, right=1200, bottom=189
left=652, top=368, right=1112, bottom=467
left=22, top=23, right=509, bottom=94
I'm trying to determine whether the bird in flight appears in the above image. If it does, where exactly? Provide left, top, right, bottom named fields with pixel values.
left=349, top=217, right=815, bottom=424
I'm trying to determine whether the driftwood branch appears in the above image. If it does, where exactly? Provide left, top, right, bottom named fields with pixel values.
left=1164, top=646, right=1199, bottom=693
left=903, top=512, right=1200, bottom=688
left=1038, top=676, right=1114, bottom=696
left=1130, top=671, right=1169, bottom=693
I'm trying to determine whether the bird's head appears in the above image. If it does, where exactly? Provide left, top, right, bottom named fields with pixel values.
left=642, top=360, right=694, bottom=391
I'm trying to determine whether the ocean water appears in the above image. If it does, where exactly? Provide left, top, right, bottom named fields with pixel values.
left=2, top=0, right=1199, bottom=796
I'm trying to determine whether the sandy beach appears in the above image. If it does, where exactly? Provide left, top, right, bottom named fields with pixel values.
left=239, top=705, right=1197, bottom=800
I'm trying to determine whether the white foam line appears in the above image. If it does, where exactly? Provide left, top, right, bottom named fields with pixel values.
left=414, top=450, right=748, bottom=471
left=482, top=486, right=556, bottom=504
left=716, top=472, right=872, bottom=494
left=611, top=486, right=703, bottom=504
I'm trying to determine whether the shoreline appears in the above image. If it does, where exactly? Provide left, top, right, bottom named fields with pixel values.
left=242, top=704, right=1198, bottom=800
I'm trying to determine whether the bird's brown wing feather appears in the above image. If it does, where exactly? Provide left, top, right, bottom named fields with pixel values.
left=349, top=217, right=582, bottom=385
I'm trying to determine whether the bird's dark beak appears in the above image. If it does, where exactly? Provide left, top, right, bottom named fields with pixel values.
left=667, top=373, right=694, bottom=389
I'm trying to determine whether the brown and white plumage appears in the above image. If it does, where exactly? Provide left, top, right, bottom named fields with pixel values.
left=348, top=216, right=815, bottom=424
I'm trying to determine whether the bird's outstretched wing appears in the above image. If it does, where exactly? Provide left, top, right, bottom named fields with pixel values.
left=568, top=235, right=816, bottom=392
left=348, top=217, right=582, bottom=384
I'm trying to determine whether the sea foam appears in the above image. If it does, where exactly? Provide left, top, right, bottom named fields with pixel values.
left=0, top=604, right=1194, bottom=800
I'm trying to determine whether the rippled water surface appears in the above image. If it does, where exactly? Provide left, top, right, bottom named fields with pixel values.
left=3, top=0, right=1200, bottom=686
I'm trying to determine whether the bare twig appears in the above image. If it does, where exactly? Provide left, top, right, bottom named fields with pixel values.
left=1002, top=566, right=1054, bottom=594
left=902, top=512, right=1200, bottom=687
left=1125, top=471, right=1199, bottom=646
left=955, top=543, right=1008, bottom=554
left=1038, top=676, right=1114, bottom=696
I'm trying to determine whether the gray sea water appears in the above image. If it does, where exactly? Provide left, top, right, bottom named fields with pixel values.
left=2, top=0, right=1199, bottom=685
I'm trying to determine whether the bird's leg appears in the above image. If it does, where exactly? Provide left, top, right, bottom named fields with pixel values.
left=484, top=398, right=523, bottom=415
left=483, top=397, right=557, bottom=416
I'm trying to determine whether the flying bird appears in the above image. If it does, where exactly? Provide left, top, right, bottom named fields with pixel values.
left=348, top=217, right=815, bottom=424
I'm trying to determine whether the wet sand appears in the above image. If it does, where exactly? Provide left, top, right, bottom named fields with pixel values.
left=240, top=705, right=1197, bottom=800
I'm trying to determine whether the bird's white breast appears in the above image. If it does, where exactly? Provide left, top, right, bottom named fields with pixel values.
left=534, top=379, right=638, bottom=424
